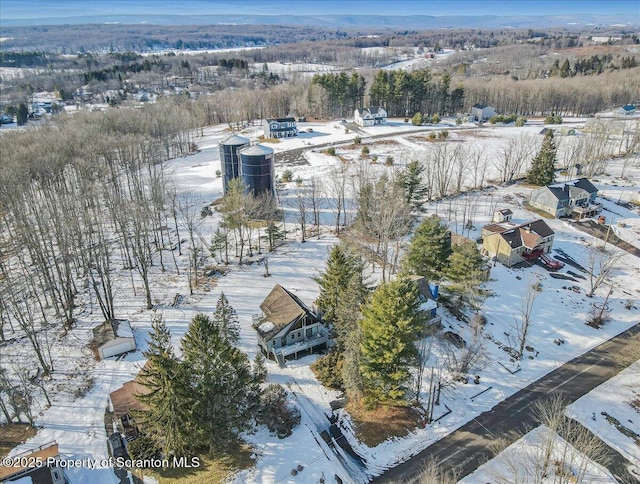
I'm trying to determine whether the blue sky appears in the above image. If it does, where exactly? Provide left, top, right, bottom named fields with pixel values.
left=1, top=0, right=637, bottom=19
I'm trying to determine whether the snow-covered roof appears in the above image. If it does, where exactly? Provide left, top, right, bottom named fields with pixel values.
left=419, top=299, right=438, bottom=312
left=258, top=321, right=275, bottom=333
left=240, top=144, right=274, bottom=156
left=220, top=134, right=250, bottom=146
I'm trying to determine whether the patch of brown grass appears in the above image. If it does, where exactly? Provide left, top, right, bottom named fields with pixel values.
left=0, top=423, right=38, bottom=458
left=371, top=139, right=399, bottom=146
left=135, top=443, right=253, bottom=484
left=346, top=402, right=421, bottom=447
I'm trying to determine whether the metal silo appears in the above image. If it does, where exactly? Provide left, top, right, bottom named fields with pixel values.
left=239, top=144, right=274, bottom=197
left=219, top=134, right=250, bottom=194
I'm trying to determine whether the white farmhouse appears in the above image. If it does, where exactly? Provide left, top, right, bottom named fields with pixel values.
left=354, top=106, right=387, bottom=127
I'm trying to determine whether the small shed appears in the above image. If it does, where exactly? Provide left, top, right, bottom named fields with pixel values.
left=91, top=319, right=136, bottom=359
left=492, top=208, right=513, bottom=223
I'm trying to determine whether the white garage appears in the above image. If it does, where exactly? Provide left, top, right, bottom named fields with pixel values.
left=91, top=319, right=136, bottom=360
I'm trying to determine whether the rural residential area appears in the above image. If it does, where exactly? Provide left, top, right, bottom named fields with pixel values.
left=0, top=1, right=639, bottom=483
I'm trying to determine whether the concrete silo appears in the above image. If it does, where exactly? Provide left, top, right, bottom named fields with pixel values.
left=239, top=144, right=274, bottom=197
left=219, top=134, right=250, bottom=194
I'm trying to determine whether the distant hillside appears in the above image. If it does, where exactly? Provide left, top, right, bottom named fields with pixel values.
left=1, top=13, right=636, bottom=29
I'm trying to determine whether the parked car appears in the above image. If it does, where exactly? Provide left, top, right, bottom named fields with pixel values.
left=108, top=432, right=127, bottom=459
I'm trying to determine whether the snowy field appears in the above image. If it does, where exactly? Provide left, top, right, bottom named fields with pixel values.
left=2, top=116, right=640, bottom=483
left=567, top=359, right=640, bottom=478
left=460, top=426, right=617, bottom=483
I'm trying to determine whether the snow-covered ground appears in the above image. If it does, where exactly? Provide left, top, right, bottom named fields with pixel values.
left=2, top=117, right=640, bottom=483
left=460, top=426, right=617, bottom=483
left=567, top=359, right=640, bottom=478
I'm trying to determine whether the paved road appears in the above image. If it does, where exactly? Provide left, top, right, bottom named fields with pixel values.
left=374, top=322, right=640, bottom=484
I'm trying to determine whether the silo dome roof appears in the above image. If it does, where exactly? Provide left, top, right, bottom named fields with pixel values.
left=220, top=134, right=250, bottom=146
left=240, top=144, right=274, bottom=156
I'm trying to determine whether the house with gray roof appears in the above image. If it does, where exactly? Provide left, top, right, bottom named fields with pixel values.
left=354, top=106, right=387, bottom=126
left=481, top=219, right=555, bottom=267
left=529, top=178, right=601, bottom=219
left=264, top=117, right=298, bottom=138
left=253, top=284, right=327, bottom=365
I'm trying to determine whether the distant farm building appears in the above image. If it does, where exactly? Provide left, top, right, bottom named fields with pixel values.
left=470, top=104, right=495, bottom=121
left=91, top=319, right=136, bottom=359
left=264, top=117, right=298, bottom=138
left=253, top=284, right=327, bottom=366
left=529, top=178, right=601, bottom=219
left=482, top=219, right=556, bottom=268
left=219, top=134, right=250, bottom=195
left=616, top=104, right=636, bottom=115
left=354, top=106, right=388, bottom=126
left=238, top=144, right=275, bottom=197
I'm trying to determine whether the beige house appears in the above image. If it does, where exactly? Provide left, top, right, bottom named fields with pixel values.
left=253, top=284, right=327, bottom=365
left=482, top=219, right=555, bottom=267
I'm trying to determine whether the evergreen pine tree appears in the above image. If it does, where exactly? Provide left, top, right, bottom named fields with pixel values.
left=314, top=244, right=364, bottom=324
left=253, top=353, right=267, bottom=384
left=359, top=278, right=427, bottom=408
left=446, top=241, right=484, bottom=289
left=181, top=314, right=260, bottom=453
left=403, top=215, right=452, bottom=282
left=213, top=292, right=240, bottom=344
left=396, top=160, right=428, bottom=211
left=527, top=130, right=557, bottom=186
left=341, top=324, right=365, bottom=402
left=136, top=313, right=192, bottom=457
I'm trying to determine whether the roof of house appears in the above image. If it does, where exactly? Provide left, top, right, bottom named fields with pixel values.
left=407, top=275, right=437, bottom=302
left=91, top=319, right=133, bottom=347
left=497, top=208, right=513, bottom=215
left=0, top=442, right=60, bottom=481
left=254, top=284, right=314, bottom=341
left=484, top=219, right=554, bottom=250
left=109, top=380, right=151, bottom=419
left=357, top=106, right=387, bottom=116
left=545, top=178, right=598, bottom=200
left=472, top=103, right=488, bottom=109
left=266, top=117, right=297, bottom=123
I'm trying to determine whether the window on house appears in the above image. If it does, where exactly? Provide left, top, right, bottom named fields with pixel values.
left=306, top=328, right=313, bottom=337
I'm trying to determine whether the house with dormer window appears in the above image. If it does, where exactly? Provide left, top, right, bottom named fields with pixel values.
left=529, top=178, right=600, bottom=219
left=354, top=106, right=387, bottom=126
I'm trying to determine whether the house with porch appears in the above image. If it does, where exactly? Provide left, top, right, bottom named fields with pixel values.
left=481, top=219, right=555, bottom=267
left=354, top=106, right=387, bottom=127
left=253, top=284, right=327, bottom=365
left=264, top=117, right=298, bottom=138
left=529, top=178, right=601, bottom=219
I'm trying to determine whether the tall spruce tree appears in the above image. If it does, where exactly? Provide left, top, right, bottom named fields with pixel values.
left=181, top=314, right=260, bottom=453
left=314, top=244, right=365, bottom=324
left=396, top=160, right=428, bottom=211
left=213, top=292, right=240, bottom=344
left=403, top=215, right=452, bottom=282
left=527, top=130, right=557, bottom=186
left=359, top=278, right=427, bottom=408
left=136, top=313, right=192, bottom=457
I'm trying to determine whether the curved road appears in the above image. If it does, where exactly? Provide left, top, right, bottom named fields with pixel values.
left=374, top=322, right=640, bottom=484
